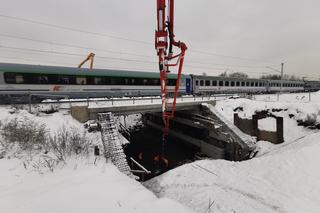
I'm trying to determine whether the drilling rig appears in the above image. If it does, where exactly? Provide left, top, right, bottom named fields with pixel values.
left=155, top=0, right=187, bottom=165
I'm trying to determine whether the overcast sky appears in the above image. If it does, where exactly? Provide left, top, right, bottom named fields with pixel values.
left=0, top=0, right=319, bottom=79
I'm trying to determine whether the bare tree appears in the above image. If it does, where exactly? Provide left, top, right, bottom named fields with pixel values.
left=229, top=72, right=248, bottom=79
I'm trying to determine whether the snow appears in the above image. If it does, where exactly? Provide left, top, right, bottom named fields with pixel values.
left=145, top=92, right=320, bottom=213
left=258, top=117, right=277, bottom=131
left=0, top=106, right=195, bottom=213
left=2, top=92, right=320, bottom=213
left=0, top=157, right=194, bottom=213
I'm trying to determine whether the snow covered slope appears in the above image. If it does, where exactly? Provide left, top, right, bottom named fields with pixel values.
left=0, top=106, right=195, bottom=213
left=146, top=131, right=320, bottom=213
left=146, top=92, right=320, bottom=213
left=0, top=158, right=194, bottom=213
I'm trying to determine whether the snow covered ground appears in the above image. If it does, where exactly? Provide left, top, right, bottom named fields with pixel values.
left=0, top=106, right=194, bottom=213
left=145, top=91, right=320, bottom=213
left=1, top=92, right=320, bottom=213
left=0, top=157, right=194, bottom=213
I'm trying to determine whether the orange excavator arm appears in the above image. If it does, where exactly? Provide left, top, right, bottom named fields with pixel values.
left=78, top=53, right=95, bottom=70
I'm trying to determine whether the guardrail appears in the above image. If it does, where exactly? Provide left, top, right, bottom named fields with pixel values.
left=2, top=93, right=244, bottom=113
left=43, top=93, right=242, bottom=106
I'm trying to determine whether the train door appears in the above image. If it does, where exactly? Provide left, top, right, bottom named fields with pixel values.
left=186, top=78, right=191, bottom=95
left=194, top=79, right=200, bottom=94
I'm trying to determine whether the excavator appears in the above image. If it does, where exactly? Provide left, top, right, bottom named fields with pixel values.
left=154, top=0, right=187, bottom=169
left=78, top=52, right=95, bottom=70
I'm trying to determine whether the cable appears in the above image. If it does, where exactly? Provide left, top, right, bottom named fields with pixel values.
left=0, top=14, right=152, bottom=45
left=0, top=45, right=236, bottom=71
left=189, top=49, right=280, bottom=65
left=0, top=33, right=153, bottom=58
left=0, top=14, right=283, bottom=66
left=1, top=33, right=273, bottom=70
left=0, top=45, right=157, bottom=64
left=187, top=59, right=266, bottom=69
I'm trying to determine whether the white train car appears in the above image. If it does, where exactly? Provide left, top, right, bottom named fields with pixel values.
left=191, top=75, right=304, bottom=95
left=0, top=63, right=187, bottom=101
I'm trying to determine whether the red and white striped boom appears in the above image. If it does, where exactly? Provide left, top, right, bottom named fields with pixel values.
left=155, top=0, right=187, bottom=147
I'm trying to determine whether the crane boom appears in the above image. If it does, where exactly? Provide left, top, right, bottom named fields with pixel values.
left=78, top=53, right=95, bottom=70
left=155, top=0, right=187, bottom=158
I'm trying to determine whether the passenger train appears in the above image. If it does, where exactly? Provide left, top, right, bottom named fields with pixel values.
left=0, top=63, right=315, bottom=102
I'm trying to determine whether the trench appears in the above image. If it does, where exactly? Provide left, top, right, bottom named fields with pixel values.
left=123, top=126, right=199, bottom=181
left=117, top=107, right=254, bottom=181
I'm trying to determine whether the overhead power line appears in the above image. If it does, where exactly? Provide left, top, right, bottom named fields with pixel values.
left=1, top=33, right=270, bottom=69
left=0, top=45, right=231, bottom=71
left=0, top=13, right=282, bottom=65
left=0, top=45, right=156, bottom=64
left=190, top=49, right=279, bottom=65
left=0, top=33, right=153, bottom=58
left=0, top=14, right=152, bottom=45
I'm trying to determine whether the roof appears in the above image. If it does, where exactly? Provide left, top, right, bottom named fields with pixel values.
left=0, top=63, right=179, bottom=79
left=192, top=74, right=304, bottom=83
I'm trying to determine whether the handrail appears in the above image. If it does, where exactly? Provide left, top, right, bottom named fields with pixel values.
left=130, top=157, right=151, bottom=174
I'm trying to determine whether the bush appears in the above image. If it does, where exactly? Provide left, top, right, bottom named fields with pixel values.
left=48, top=127, right=92, bottom=161
left=0, top=118, right=92, bottom=161
left=1, top=117, right=47, bottom=150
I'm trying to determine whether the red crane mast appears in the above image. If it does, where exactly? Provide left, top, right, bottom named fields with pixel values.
left=155, top=0, right=187, bottom=155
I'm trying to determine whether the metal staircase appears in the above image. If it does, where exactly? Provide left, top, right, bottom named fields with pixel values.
left=98, top=113, right=132, bottom=176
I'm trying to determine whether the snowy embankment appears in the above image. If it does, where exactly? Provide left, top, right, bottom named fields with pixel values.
left=0, top=106, right=194, bottom=213
left=145, top=92, right=320, bottom=213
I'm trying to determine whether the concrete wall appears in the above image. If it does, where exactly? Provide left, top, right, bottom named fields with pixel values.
left=234, top=113, right=284, bottom=144
left=71, top=106, right=89, bottom=123
left=233, top=114, right=255, bottom=136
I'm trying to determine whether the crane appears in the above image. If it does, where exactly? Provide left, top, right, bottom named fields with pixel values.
left=155, top=0, right=187, bottom=165
left=78, top=52, right=95, bottom=70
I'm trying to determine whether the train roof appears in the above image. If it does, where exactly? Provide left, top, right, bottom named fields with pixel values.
left=191, top=74, right=304, bottom=83
left=0, top=63, right=178, bottom=79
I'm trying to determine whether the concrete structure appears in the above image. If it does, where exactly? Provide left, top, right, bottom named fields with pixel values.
left=71, top=100, right=215, bottom=123
left=145, top=104, right=256, bottom=161
left=234, top=112, right=284, bottom=144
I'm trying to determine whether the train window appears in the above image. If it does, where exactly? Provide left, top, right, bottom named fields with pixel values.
left=255, top=82, right=258, bottom=87
left=196, top=80, right=199, bottom=86
left=241, top=82, right=245, bottom=86
left=212, top=80, right=217, bottom=86
left=13, top=75, right=24, bottom=84
left=4, top=73, right=17, bottom=84
left=231, top=81, right=235, bottom=87
left=168, top=79, right=176, bottom=86
left=76, top=77, right=87, bottom=85
left=205, top=80, right=210, bottom=86
left=94, top=77, right=104, bottom=85
left=236, top=82, right=240, bottom=86
left=39, top=75, right=49, bottom=84
left=219, top=81, right=223, bottom=86
left=86, top=77, right=94, bottom=85
left=128, top=78, right=135, bottom=85
left=259, top=82, right=263, bottom=87
left=153, top=79, right=160, bottom=85
left=246, top=82, right=250, bottom=86
left=23, top=74, right=38, bottom=84
left=251, top=82, right=254, bottom=87
left=225, top=81, right=229, bottom=86
left=200, top=80, right=204, bottom=86
left=60, top=76, right=71, bottom=84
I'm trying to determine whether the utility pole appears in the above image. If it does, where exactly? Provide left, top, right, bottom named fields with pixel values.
left=266, top=63, right=284, bottom=101
left=280, top=63, right=284, bottom=94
